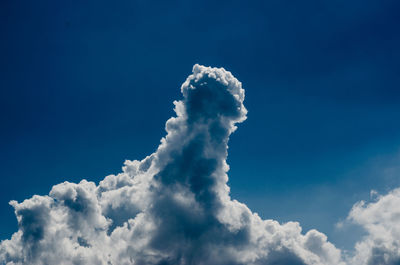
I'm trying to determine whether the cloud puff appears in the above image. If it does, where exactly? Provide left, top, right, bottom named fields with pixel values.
left=1, top=64, right=396, bottom=265
left=346, top=188, right=400, bottom=265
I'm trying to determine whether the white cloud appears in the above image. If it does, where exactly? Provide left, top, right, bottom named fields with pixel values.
left=0, top=64, right=398, bottom=265
left=346, top=188, right=400, bottom=265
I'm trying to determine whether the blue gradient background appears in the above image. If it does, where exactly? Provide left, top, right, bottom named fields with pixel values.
left=1, top=0, right=400, bottom=250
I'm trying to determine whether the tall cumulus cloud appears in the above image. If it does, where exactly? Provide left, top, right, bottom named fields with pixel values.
left=0, top=65, right=398, bottom=265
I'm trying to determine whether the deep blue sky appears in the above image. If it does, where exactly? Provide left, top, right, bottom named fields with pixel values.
left=1, top=0, right=400, bottom=250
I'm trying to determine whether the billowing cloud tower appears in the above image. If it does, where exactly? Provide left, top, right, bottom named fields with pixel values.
left=2, top=65, right=397, bottom=265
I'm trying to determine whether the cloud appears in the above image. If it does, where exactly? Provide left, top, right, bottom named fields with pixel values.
left=0, top=64, right=397, bottom=265
left=346, top=188, right=400, bottom=265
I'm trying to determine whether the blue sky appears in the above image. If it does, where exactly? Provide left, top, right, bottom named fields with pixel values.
left=1, top=0, right=400, bottom=253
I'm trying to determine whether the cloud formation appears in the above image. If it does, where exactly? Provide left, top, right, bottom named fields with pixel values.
left=346, top=188, right=400, bottom=265
left=0, top=65, right=398, bottom=265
